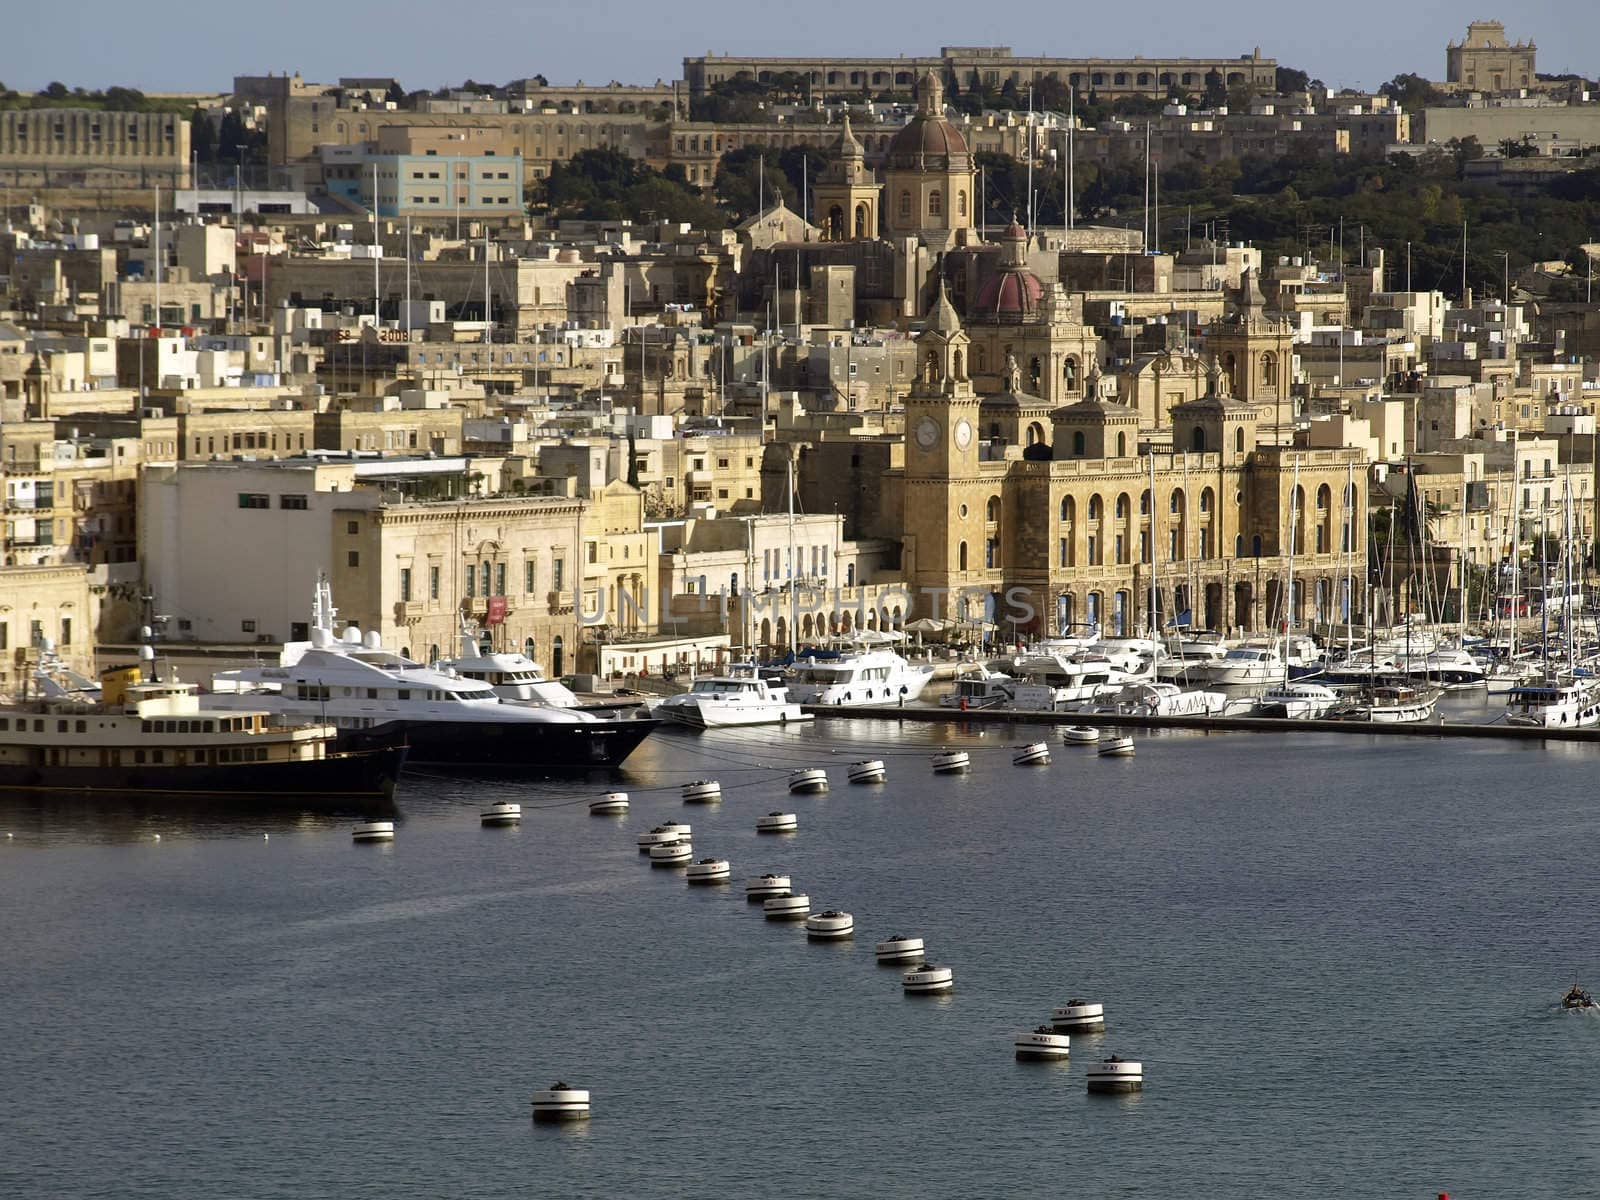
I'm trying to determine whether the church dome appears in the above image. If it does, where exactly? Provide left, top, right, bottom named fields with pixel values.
left=886, top=72, right=972, bottom=171
left=971, top=269, right=1044, bottom=321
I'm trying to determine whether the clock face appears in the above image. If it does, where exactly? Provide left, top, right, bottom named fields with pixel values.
left=954, top=419, right=974, bottom=451
left=915, top=417, right=940, bottom=449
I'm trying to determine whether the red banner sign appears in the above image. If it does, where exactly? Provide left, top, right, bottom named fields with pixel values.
left=486, top=596, right=507, bottom=626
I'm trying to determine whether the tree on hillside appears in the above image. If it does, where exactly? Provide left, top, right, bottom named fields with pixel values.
left=714, top=146, right=795, bottom=221
left=1380, top=72, right=1441, bottom=110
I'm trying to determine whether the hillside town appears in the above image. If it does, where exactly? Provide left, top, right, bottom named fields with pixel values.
left=3, top=18, right=1599, bottom=694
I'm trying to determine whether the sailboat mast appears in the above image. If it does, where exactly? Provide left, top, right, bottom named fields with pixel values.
left=1285, top=457, right=1299, bottom=688
left=1147, top=446, right=1157, bottom=636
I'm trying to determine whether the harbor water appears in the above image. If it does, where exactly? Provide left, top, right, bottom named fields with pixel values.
left=2, top=697, right=1596, bottom=1197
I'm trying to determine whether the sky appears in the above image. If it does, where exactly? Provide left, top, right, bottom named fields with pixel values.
left=4, top=0, right=1597, bottom=96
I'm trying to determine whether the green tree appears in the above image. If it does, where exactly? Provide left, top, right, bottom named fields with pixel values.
left=626, top=426, right=640, bottom=488
left=1380, top=73, right=1441, bottom=110
left=714, top=145, right=795, bottom=221
left=189, top=108, right=215, bottom=162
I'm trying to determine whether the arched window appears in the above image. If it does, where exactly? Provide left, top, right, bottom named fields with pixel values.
left=1064, top=357, right=1078, bottom=388
left=1251, top=535, right=1262, bottom=557
left=1191, top=426, right=1205, bottom=452
left=1234, top=427, right=1245, bottom=454
left=973, top=345, right=987, bottom=372
left=428, top=644, right=439, bottom=663
left=899, top=191, right=912, bottom=219
left=928, top=189, right=943, bottom=217
left=1262, top=352, right=1278, bottom=388
left=854, top=203, right=869, bottom=238
left=1140, top=490, right=1151, bottom=516
left=953, top=349, right=964, bottom=379
left=986, top=496, right=1001, bottom=522
left=1029, top=356, right=1041, bottom=387
left=1088, top=495, right=1103, bottom=520
left=958, top=541, right=968, bottom=571
left=1170, top=489, right=1183, bottom=514
left=957, top=190, right=968, bottom=217
left=524, top=637, right=536, bottom=659
left=1060, top=496, right=1074, bottom=522
left=1072, top=431, right=1085, bottom=456
left=1116, top=432, right=1127, bottom=456
left=1200, top=487, right=1213, bottom=513
left=1115, top=495, right=1128, bottom=520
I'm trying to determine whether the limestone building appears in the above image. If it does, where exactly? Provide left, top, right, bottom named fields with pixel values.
left=0, top=109, right=191, bottom=188
left=881, top=73, right=975, bottom=250
left=1446, top=21, right=1536, bottom=92
left=894, top=297, right=1367, bottom=638
left=811, top=116, right=879, bottom=242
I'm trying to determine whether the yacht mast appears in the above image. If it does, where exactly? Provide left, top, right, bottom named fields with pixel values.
left=1285, top=456, right=1300, bottom=689
left=786, top=455, right=797, bottom=656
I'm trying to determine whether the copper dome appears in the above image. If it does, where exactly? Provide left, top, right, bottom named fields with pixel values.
left=886, top=72, right=972, bottom=171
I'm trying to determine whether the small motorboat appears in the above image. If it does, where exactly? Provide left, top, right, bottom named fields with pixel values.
left=1062, top=725, right=1100, bottom=745
left=1562, top=984, right=1596, bottom=1010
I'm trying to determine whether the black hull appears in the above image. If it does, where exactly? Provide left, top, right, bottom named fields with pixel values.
left=339, top=717, right=657, bottom=768
left=0, top=745, right=407, bottom=801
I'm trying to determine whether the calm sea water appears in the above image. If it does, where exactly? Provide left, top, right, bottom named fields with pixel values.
left=2, top=692, right=1596, bottom=1198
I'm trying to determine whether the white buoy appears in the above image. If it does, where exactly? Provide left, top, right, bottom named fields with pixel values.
left=763, top=893, right=811, bottom=921
left=681, top=779, right=722, bottom=804
left=686, top=857, right=731, bottom=884
left=848, top=759, right=887, bottom=784
left=263, top=833, right=269, bottom=841
left=1086, top=1056, right=1143, bottom=1093
left=746, top=873, right=792, bottom=901
left=660, top=819, right=691, bottom=840
left=352, top=821, right=394, bottom=843
left=481, top=802, right=522, bottom=826
left=902, top=963, right=954, bottom=994
left=875, top=935, right=925, bottom=964
left=1012, top=741, right=1051, bottom=766
left=590, top=792, right=629, bottom=815
left=1063, top=725, right=1100, bottom=744
left=649, top=840, right=693, bottom=866
left=637, top=826, right=681, bottom=852
left=531, top=1082, right=591, bottom=1122
left=1098, top=736, right=1135, bottom=758
left=756, top=811, right=798, bottom=833
left=1051, top=1000, right=1106, bottom=1033
left=1015, top=1026, right=1072, bottom=1060
left=152, top=833, right=162, bottom=842
left=788, top=767, right=829, bottom=795
left=931, top=749, right=971, bottom=775
left=804, top=909, right=854, bottom=939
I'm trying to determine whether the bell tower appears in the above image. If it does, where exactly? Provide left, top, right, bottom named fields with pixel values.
left=905, top=276, right=980, bottom=482
left=812, top=115, right=879, bottom=241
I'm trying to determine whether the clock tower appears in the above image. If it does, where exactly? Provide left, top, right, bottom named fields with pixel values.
left=903, top=275, right=992, bottom=612
left=906, top=275, right=980, bottom=482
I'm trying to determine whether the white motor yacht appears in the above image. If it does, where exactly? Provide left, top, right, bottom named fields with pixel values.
left=1094, top=681, right=1227, bottom=717
left=1397, top=647, right=1487, bottom=690
left=1200, top=640, right=1284, bottom=686
left=1504, top=676, right=1600, bottom=729
left=786, top=647, right=934, bottom=707
left=655, top=664, right=812, bottom=728
left=1155, top=632, right=1230, bottom=682
left=436, top=628, right=581, bottom=707
left=940, top=666, right=1016, bottom=709
left=206, top=579, right=655, bottom=768
left=1011, top=652, right=1127, bottom=710
left=1254, top=681, right=1340, bottom=719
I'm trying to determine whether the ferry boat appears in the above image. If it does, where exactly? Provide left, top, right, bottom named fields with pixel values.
left=207, top=581, right=655, bottom=768
left=0, top=669, right=405, bottom=800
left=655, top=664, right=811, bottom=728
left=786, top=647, right=935, bottom=707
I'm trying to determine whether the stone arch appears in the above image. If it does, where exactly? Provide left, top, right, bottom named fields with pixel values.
left=1026, top=421, right=1045, bottom=446
left=958, top=540, right=968, bottom=571
left=854, top=203, right=869, bottom=238
left=1116, top=431, right=1127, bottom=456
left=1234, top=426, right=1245, bottom=454
left=1064, top=356, right=1078, bottom=389
left=953, top=349, right=964, bottom=379
left=1262, top=351, right=1278, bottom=388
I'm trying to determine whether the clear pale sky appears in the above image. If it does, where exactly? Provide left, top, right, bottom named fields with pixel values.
left=4, top=1, right=1595, bottom=94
